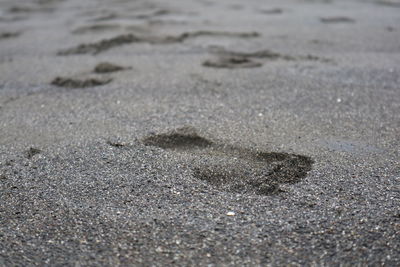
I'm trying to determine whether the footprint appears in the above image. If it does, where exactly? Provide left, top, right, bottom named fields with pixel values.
left=0, top=32, right=20, bottom=40
left=71, top=24, right=121, bottom=34
left=203, top=48, right=329, bottom=69
left=51, top=76, right=112, bottom=88
left=93, top=62, right=130, bottom=73
left=8, top=3, right=55, bottom=13
left=203, top=56, right=263, bottom=69
left=57, top=31, right=259, bottom=55
left=57, top=34, right=142, bottom=55
left=175, top=30, right=259, bottom=39
left=203, top=49, right=293, bottom=68
left=143, top=127, right=313, bottom=196
left=133, top=9, right=170, bottom=19
left=219, top=49, right=295, bottom=60
left=258, top=8, right=283, bottom=15
left=72, top=23, right=151, bottom=35
left=106, top=139, right=128, bottom=148
left=320, top=17, right=355, bottom=24
left=89, top=13, right=118, bottom=22
left=8, top=6, right=34, bottom=13
left=143, top=127, right=213, bottom=150
left=386, top=26, right=395, bottom=32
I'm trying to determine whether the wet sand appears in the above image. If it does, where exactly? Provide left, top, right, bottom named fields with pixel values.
left=0, top=0, right=399, bottom=265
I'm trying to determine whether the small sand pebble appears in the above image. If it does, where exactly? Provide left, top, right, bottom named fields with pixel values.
left=227, top=211, right=235, bottom=216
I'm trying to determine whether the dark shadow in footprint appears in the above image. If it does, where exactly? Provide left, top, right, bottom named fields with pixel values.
left=221, top=50, right=295, bottom=60
left=203, top=56, right=262, bottom=69
left=259, top=8, right=283, bottom=15
left=71, top=24, right=121, bottom=34
left=72, top=23, right=151, bottom=35
left=133, top=9, right=170, bottom=19
left=0, top=32, right=21, bottom=40
left=203, top=48, right=330, bottom=69
left=93, top=62, right=130, bottom=73
left=89, top=13, right=118, bottom=22
left=58, top=31, right=259, bottom=55
left=386, top=26, right=395, bottom=32
left=8, top=6, right=34, bottom=13
left=143, top=126, right=213, bottom=150
left=175, top=31, right=259, bottom=40
left=107, top=140, right=128, bottom=148
left=143, top=127, right=313, bottom=196
left=57, top=34, right=142, bottom=55
left=26, top=147, right=41, bottom=159
left=320, top=17, right=355, bottom=24
left=203, top=49, right=294, bottom=68
left=8, top=4, right=55, bottom=13
left=51, top=76, right=112, bottom=88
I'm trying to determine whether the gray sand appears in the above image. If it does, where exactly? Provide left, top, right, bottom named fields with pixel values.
left=0, top=0, right=399, bottom=265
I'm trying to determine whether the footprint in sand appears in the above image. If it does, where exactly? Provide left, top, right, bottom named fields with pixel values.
left=203, top=48, right=330, bottom=69
left=143, top=127, right=313, bottom=196
left=71, top=23, right=152, bottom=35
left=320, top=17, right=355, bottom=24
left=57, top=31, right=259, bottom=55
left=1, top=0, right=62, bottom=21
left=0, top=32, right=20, bottom=40
left=71, top=24, right=122, bottom=34
left=203, top=56, right=263, bottom=69
left=93, top=62, right=130, bottom=73
left=51, top=61, right=132, bottom=88
left=50, top=62, right=130, bottom=88
left=203, top=49, right=294, bottom=69
left=8, top=2, right=57, bottom=14
left=51, top=75, right=112, bottom=88
left=8, top=6, right=35, bottom=13
left=258, top=8, right=284, bottom=15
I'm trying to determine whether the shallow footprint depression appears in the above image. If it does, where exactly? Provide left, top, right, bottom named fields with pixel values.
left=143, top=127, right=314, bottom=196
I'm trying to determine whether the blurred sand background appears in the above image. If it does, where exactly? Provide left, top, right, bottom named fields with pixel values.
left=0, top=0, right=399, bottom=265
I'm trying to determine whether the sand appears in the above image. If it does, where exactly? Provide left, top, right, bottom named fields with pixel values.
left=0, top=0, right=399, bottom=265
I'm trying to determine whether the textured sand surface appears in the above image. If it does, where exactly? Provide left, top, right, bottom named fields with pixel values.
left=0, top=0, right=399, bottom=265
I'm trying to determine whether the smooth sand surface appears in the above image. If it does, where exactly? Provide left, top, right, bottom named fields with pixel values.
left=1, top=0, right=399, bottom=265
